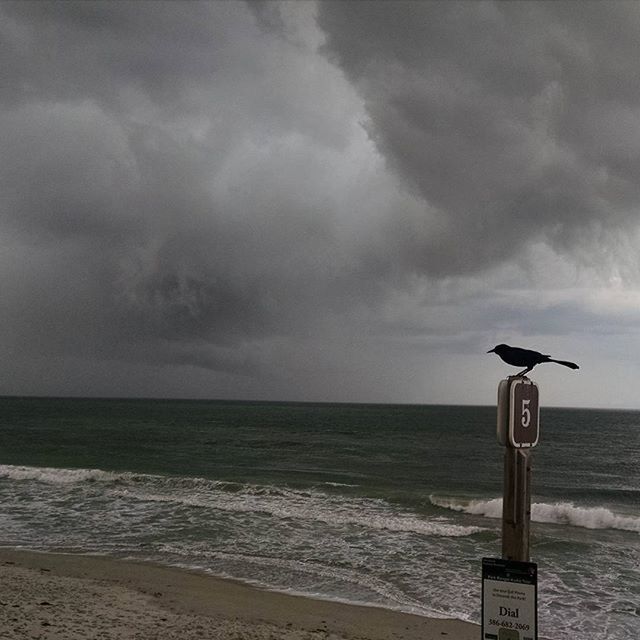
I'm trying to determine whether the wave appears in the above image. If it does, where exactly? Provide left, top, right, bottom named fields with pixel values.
left=531, top=502, right=640, bottom=533
left=114, top=484, right=485, bottom=538
left=430, top=495, right=640, bottom=533
left=0, top=464, right=483, bottom=538
left=430, top=496, right=503, bottom=518
left=0, top=464, right=126, bottom=484
left=322, top=481, right=360, bottom=488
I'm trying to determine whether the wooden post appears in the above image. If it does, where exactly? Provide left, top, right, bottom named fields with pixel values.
left=497, top=376, right=537, bottom=563
left=485, top=379, right=539, bottom=640
left=501, top=446, right=532, bottom=562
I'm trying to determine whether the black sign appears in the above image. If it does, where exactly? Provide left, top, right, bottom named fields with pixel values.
left=509, top=378, right=539, bottom=448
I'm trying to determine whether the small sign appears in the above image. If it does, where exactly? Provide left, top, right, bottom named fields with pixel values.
left=482, top=557, right=537, bottom=640
left=509, top=378, right=539, bottom=448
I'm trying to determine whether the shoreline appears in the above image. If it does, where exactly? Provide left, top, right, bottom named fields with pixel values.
left=0, top=547, right=478, bottom=639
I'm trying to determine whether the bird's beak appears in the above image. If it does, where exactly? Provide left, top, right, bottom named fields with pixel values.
left=487, top=348, right=495, bottom=353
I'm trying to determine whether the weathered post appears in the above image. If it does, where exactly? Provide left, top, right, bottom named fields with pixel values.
left=482, top=376, right=539, bottom=639
left=496, top=375, right=539, bottom=561
left=502, top=447, right=532, bottom=561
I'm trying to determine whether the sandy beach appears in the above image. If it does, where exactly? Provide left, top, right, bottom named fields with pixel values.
left=0, top=548, right=478, bottom=640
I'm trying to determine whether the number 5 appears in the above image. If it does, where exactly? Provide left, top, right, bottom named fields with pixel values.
left=521, top=399, right=531, bottom=428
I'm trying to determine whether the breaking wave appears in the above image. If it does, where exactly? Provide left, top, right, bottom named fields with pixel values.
left=0, top=464, right=125, bottom=484
left=430, top=495, right=640, bottom=533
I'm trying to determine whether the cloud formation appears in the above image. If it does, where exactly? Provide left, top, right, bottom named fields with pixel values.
left=318, top=1, right=640, bottom=274
left=1, top=1, right=640, bottom=405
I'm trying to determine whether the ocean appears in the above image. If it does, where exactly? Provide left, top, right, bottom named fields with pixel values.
left=0, top=396, right=638, bottom=639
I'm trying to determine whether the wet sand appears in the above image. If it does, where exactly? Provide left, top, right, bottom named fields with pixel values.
left=0, top=548, right=478, bottom=639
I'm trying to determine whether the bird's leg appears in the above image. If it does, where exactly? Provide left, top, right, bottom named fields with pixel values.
left=516, top=367, right=531, bottom=377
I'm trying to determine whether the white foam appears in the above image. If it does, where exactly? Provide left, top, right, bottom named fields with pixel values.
left=119, top=485, right=483, bottom=537
left=430, top=495, right=640, bottom=533
left=0, top=464, right=482, bottom=537
left=322, top=481, right=360, bottom=488
left=0, top=464, right=125, bottom=484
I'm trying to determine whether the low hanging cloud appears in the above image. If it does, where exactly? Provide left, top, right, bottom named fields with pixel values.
left=1, top=1, right=640, bottom=404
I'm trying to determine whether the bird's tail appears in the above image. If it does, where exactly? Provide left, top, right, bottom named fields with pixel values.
left=549, top=359, right=579, bottom=370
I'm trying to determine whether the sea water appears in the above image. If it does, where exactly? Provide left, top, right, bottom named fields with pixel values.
left=0, top=397, right=637, bottom=639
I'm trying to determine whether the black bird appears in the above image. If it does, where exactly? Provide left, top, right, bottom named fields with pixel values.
left=487, top=344, right=579, bottom=376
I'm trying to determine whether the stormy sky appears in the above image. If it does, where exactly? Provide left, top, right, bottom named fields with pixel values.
left=2, top=0, right=640, bottom=408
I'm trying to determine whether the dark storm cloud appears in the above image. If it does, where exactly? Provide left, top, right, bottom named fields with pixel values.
left=317, top=1, right=640, bottom=275
left=0, top=0, right=390, bottom=397
left=1, top=0, right=640, bottom=404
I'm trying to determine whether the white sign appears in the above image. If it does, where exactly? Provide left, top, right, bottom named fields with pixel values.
left=482, top=558, right=537, bottom=640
